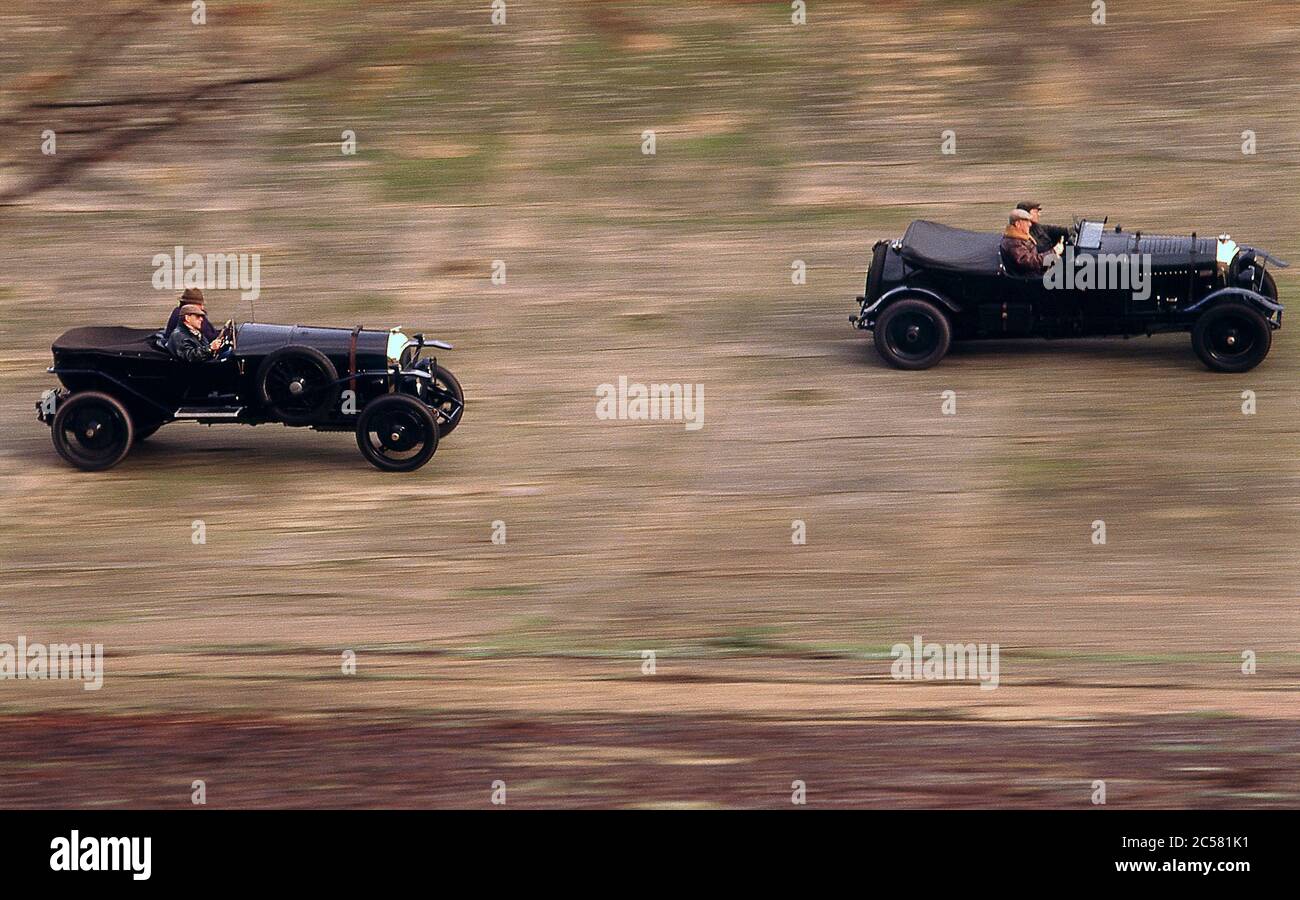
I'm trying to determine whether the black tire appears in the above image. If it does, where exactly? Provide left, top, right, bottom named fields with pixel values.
left=256, top=346, right=339, bottom=423
left=1192, top=302, right=1272, bottom=373
left=51, top=391, right=134, bottom=471
left=355, top=394, right=439, bottom=472
left=422, top=364, right=464, bottom=437
left=873, top=297, right=953, bottom=370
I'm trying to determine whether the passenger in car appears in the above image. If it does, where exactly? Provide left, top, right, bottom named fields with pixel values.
left=1001, top=208, right=1062, bottom=276
left=164, top=288, right=218, bottom=341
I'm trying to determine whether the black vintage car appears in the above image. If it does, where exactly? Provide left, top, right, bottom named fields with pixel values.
left=850, top=218, right=1286, bottom=371
left=36, top=320, right=464, bottom=472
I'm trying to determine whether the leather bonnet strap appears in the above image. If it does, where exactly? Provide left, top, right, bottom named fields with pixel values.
left=348, top=325, right=362, bottom=395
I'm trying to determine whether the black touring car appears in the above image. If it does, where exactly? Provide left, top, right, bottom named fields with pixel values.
left=850, top=218, right=1285, bottom=371
left=36, top=320, right=464, bottom=472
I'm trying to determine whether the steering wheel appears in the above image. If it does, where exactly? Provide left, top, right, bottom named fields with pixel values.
left=217, top=319, right=235, bottom=356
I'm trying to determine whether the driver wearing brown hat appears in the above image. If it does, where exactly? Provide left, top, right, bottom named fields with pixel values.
left=167, top=302, right=225, bottom=363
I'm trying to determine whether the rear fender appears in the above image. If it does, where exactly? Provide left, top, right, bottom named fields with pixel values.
left=863, top=286, right=959, bottom=317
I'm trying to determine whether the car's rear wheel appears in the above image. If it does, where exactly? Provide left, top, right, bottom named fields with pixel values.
left=421, top=363, right=463, bottom=437
left=355, top=394, right=439, bottom=472
left=873, top=297, right=952, bottom=370
left=1192, top=302, right=1272, bottom=373
left=256, top=346, right=340, bottom=423
left=51, top=391, right=134, bottom=471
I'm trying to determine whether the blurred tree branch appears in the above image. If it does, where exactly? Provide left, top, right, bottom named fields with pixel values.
left=0, top=1, right=359, bottom=206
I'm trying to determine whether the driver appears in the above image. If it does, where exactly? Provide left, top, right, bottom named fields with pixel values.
left=167, top=304, right=226, bottom=362
left=164, top=288, right=218, bottom=341
left=1017, top=201, right=1071, bottom=254
left=1001, top=208, right=1063, bottom=276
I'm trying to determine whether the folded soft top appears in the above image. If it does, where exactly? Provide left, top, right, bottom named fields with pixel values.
left=53, top=326, right=168, bottom=357
left=899, top=220, right=1004, bottom=275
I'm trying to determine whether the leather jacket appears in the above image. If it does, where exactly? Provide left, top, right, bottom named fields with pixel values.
left=1000, top=228, right=1058, bottom=276
left=1030, top=221, right=1071, bottom=253
left=167, top=323, right=216, bottom=363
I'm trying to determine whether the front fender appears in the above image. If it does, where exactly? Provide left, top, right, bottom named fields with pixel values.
left=1185, top=287, right=1283, bottom=316
left=1242, top=247, right=1289, bottom=269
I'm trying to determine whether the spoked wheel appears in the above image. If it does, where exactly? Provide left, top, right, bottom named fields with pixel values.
left=355, top=394, right=439, bottom=472
left=256, top=347, right=339, bottom=423
left=51, top=391, right=134, bottom=471
left=873, top=297, right=953, bottom=370
left=420, top=363, right=464, bottom=437
left=1192, top=302, right=1272, bottom=373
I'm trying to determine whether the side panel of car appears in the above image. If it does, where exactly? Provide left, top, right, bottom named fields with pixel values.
left=54, top=349, right=183, bottom=420
left=883, top=264, right=1250, bottom=341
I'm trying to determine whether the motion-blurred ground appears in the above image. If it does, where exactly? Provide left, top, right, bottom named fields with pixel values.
left=1, top=0, right=1297, bottom=807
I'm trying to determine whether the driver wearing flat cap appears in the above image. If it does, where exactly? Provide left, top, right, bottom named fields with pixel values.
left=1017, top=201, right=1071, bottom=254
left=167, top=304, right=225, bottom=362
left=1001, top=208, right=1063, bottom=276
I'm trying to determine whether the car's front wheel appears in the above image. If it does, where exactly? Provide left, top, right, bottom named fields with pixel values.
left=873, top=297, right=953, bottom=370
left=51, top=391, right=134, bottom=471
left=355, top=394, right=439, bottom=472
left=1192, top=302, right=1272, bottom=373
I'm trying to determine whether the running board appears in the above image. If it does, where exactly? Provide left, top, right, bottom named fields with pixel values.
left=174, top=406, right=244, bottom=419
